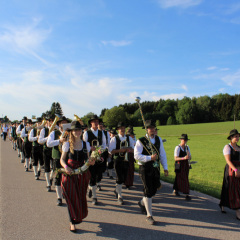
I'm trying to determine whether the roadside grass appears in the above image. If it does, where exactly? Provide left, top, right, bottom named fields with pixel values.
left=133, top=120, right=240, bottom=199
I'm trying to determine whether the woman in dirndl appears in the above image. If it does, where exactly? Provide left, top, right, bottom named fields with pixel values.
left=219, top=129, right=240, bottom=220
left=60, top=121, right=94, bottom=232
left=173, top=134, right=192, bottom=200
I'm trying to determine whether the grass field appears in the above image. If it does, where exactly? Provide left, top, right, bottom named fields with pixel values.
left=133, top=120, right=240, bottom=199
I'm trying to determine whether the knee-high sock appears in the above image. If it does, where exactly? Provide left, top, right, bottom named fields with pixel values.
left=50, top=169, right=54, bottom=179
left=29, top=158, right=32, bottom=165
left=108, top=169, right=113, bottom=177
left=116, top=184, right=123, bottom=199
left=17, top=149, right=20, bottom=155
left=45, top=172, right=51, bottom=186
left=140, top=198, right=145, bottom=206
left=56, top=186, right=62, bottom=199
left=20, top=152, right=24, bottom=160
left=92, top=185, right=97, bottom=199
left=25, top=158, right=29, bottom=168
left=143, top=197, right=153, bottom=217
left=37, top=164, right=41, bottom=172
left=33, top=166, right=38, bottom=176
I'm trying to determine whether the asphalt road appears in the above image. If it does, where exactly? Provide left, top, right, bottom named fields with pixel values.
left=0, top=138, right=239, bottom=240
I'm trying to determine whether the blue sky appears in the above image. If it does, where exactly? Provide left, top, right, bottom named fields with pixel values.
left=1, top=0, right=240, bottom=121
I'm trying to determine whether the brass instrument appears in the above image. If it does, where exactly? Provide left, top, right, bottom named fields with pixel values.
left=48, top=115, right=60, bottom=135
left=92, top=139, right=99, bottom=147
left=120, top=140, right=129, bottom=161
left=74, top=114, right=84, bottom=125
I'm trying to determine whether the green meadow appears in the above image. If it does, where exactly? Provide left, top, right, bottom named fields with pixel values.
left=133, top=121, right=240, bottom=199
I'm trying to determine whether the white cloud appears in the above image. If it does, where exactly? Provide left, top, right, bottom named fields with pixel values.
left=220, top=68, right=230, bottom=71
left=0, top=18, right=51, bottom=64
left=157, top=0, right=202, bottom=9
left=101, top=40, right=132, bottom=47
left=221, top=70, right=240, bottom=86
left=207, top=66, right=217, bottom=71
left=181, top=84, right=188, bottom=91
left=224, top=3, right=240, bottom=15
left=160, top=93, right=185, bottom=100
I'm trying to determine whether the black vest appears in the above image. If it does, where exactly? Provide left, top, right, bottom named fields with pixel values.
left=103, top=130, right=109, bottom=145
left=87, top=130, right=102, bottom=146
left=114, top=135, right=130, bottom=159
left=52, top=130, right=61, bottom=159
left=229, top=144, right=240, bottom=162
left=139, top=136, right=160, bottom=158
left=23, top=127, right=29, bottom=143
left=32, top=128, right=40, bottom=147
left=178, top=145, right=188, bottom=158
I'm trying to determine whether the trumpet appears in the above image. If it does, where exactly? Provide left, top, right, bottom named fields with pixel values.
left=74, top=114, right=84, bottom=125
left=36, top=119, right=47, bottom=136
left=48, top=114, right=60, bottom=135
left=26, top=123, right=37, bottom=132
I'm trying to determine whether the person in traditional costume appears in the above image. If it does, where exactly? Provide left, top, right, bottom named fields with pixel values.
left=219, top=129, right=240, bottom=220
left=11, top=122, right=18, bottom=150
left=83, top=115, right=107, bottom=205
left=21, top=119, right=33, bottom=172
left=47, top=116, right=69, bottom=206
left=16, top=117, right=27, bottom=162
left=38, top=116, right=54, bottom=191
left=107, top=128, right=117, bottom=179
left=108, top=122, right=135, bottom=205
left=60, top=121, right=94, bottom=232
left=173, top=134, right=192, bottom=200
left=134, top=120, right=168, bottom=225
left=124, top=127, right=136, bottom=189
left=29, top=118, right=44, bottom=179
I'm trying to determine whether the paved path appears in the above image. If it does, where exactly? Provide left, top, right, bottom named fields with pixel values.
left=0, top=138, right=239, bottom=240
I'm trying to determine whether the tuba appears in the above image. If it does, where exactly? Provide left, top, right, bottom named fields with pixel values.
left=48, top=115, right=60, bottom=135
left=74, top=114, right=84, bottom=125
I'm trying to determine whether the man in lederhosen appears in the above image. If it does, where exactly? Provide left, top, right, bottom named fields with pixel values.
left=38, top=116, right=54, bottom=192
left=11, top=122, right=18, bottom=150
left=108, top=122, right=135, bottom=205
left=47, top=116, right=69, bottom=206
left=16, top=117, right=27, bottom=162
left=29, top=117, right=44, bottom=180
left=83, top=115, right=107, bottom=205
left=21, top=119, right=33, bottom=172
left=107, top=128, right=117, bottom=179
left=134, top=120, right=168, bottom=225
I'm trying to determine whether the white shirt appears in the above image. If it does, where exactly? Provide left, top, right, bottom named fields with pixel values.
left=83, top=128, right=107, bottom=149
left=174, top=145, right=191, bottom=157
left=62, top=141, right=91, bottom=153
left=38, top=128, right=49, bottom=145
left=108, top=134, right=135, bottom=153
left=2, top=127, right=8, bottom=133
left=134, top=135, right=168, bottom=170
left=223, top=144, right=233, bottom=155
left=47, top=130, right=61, bottom=148
left=20, top=127, right=28, bottom=138
left=16, top=124, right=24, bottom=135
left=29, top=128, right=38, bottom=142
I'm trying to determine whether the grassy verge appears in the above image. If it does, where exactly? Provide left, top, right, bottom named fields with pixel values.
left=133, top=120, right=240, bottom=199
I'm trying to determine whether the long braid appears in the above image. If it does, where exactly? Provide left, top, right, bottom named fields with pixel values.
left=69, top=132, right=74, bottom=154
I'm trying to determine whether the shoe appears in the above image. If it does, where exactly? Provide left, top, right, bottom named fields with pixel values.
left=50, top=178, right=53, bottom=186
left=25, top=168, right=28, bottom=172
left=38, top=170, right=41, bottom=177
left=138, top=201, right=147, bottom=215
left=185, top=195, right=191, bottom=201
left=173, top=190, right=180, bottom=196
left=114, top=190, right=118, bottom=199
left=35, top=175, right=39, bottom=180
left=29, top=164, right=32, bottom=169
left=18, top=154, right=20, bottom=158
left=97, top=185, right=102, bottom=191
left=109, top=176, right=114, bottom=180
left=219, top=204, right=226, bottom=213
left=146, top=216, right=156, bottom=225
left=47, top=186, right=51, bottom=192
left=92, top=198, right=97, bottom=205
left=57, top=198, right=62, bottom=206
left=70, top=224, right=76, bottom=233
left=21, top=159, right=24, bottom=163
left=236, top=217, right=240, bottom=221
left=88, top=189, right=92, bottom=198
left=118, top=198, right=123, bottom=205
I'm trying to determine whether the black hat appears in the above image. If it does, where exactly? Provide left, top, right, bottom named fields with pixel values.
left=116, top=122, right=126, bottom=129
left=110, top=128, right=118, bottom=135
left=179, top=134, right=190, bottom=141
left=68, top=121, right=84, bottom=131
left=57, top=116, right=70, bottom=125
left=22, top=116, right=28, bottom=121
left=48, top=115, right=55, bottom=121
left=27, top=119, right=32, bottom=124
left=227, top=129, right=240, bottom=140
left=36, top=117, right=42, bottom=122
left=88, top=115, right=101, bottom=125
left=126, top=128, right=136, bottom=136
left=143, top=120, right=156, bottom=129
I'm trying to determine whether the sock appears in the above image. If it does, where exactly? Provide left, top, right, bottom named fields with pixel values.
left=45, top=172, right=51, bottom=186
left=29, top=158, right=32, bottom=165
left=92, top=185, right=97, bottom=199
left=116, top=184, right=123, bottom=199
left=50, top=170, right=54, bottom=179
left=33, top=166, right=38, bottom=175
left=56, top=186, right=62, bottom=199
left=143, top=197, right=153, bottom=217
left=37, top=164, right=41, bottom=172
left=140, top=198, right=145, bottom=206
left=20, top=152, right=24, bottom=160
left=25, top=158, right=29, bottom=168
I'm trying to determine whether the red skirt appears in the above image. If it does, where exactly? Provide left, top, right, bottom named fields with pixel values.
left=173, top=160, right=190, bottom=194
left=61, top=159, right=91, bottom=224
